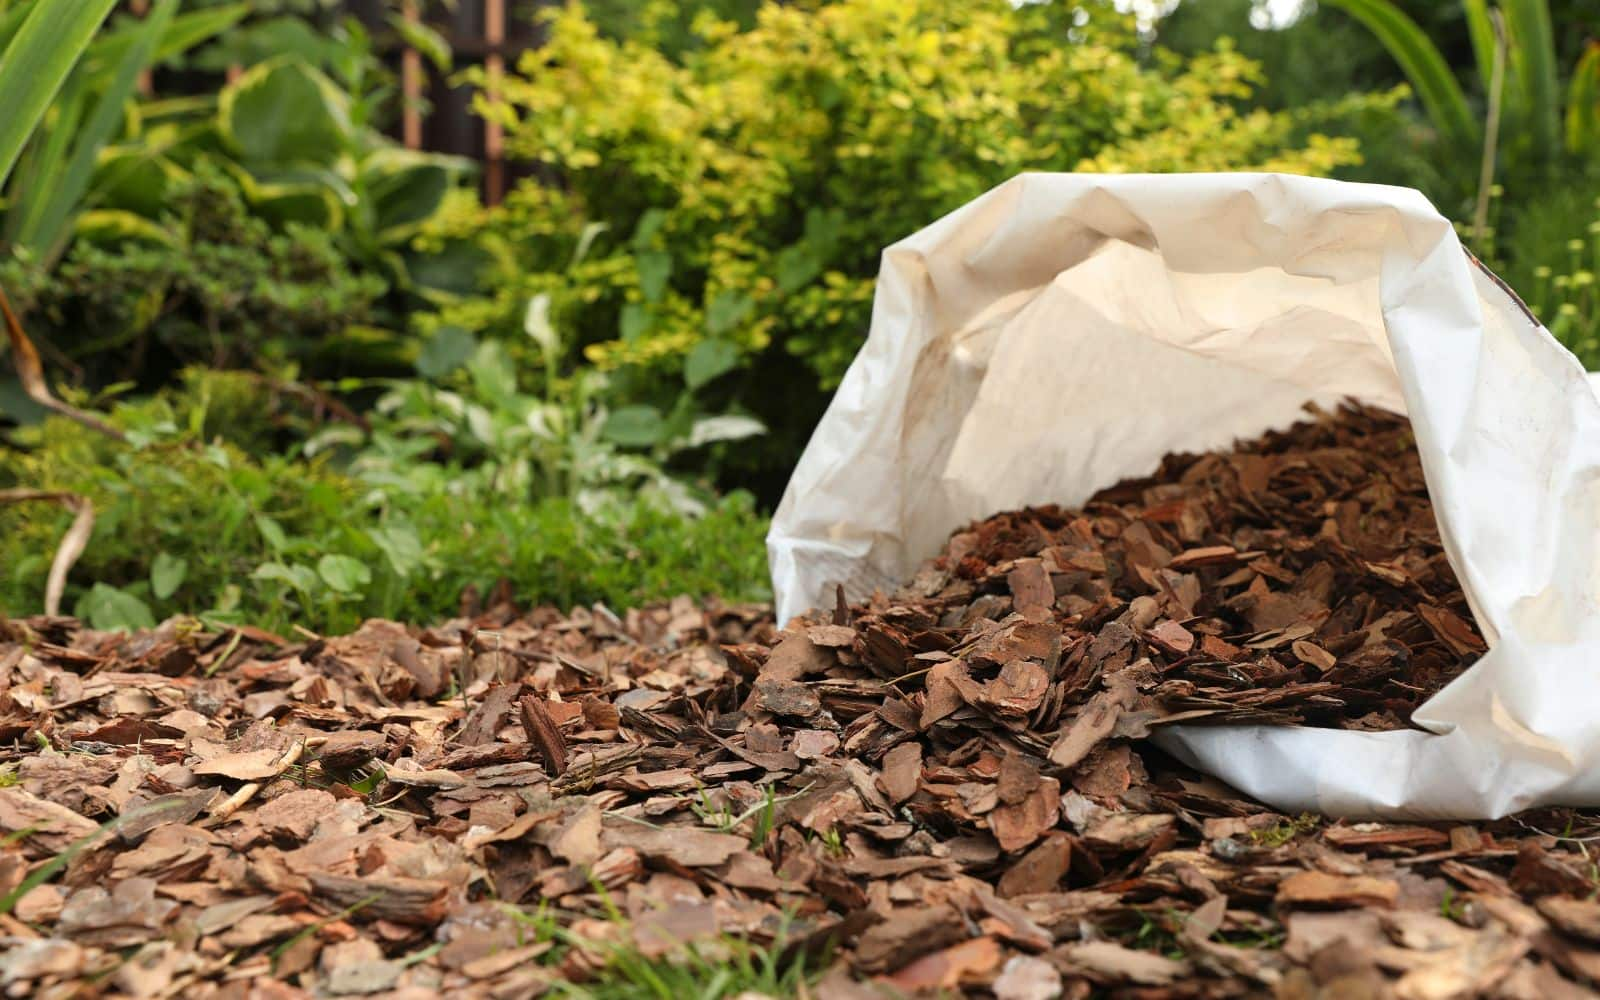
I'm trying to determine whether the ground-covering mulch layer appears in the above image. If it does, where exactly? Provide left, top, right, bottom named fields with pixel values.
left=1, top=403, right=1597, bottom=999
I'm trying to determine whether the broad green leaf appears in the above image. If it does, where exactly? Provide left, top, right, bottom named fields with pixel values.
left=619, top=303, right=650, bottom=342
left=218, top=58, right=351, bottom=165
left=86, top=4, right=247, bottom=75
left=416, top=325, right=476, bottom=378
left=636, top=250, right=671, bottom=303
left=254, top=514, right=290, bottom=553
left=523, top=293, right=559, bottom=359
left=1323, top=0, right=1478, bottom=152
left=775, top=244, right=822, bottom=294
left=631, top=207, right=668, bottom=249
left=0, top=0, right=118, bottom=189
left=78, top=583, right=156, bottom=632
left=368, top=524, right=424, bottom=577
left=604, top=405, right=665, bottom=447
left=250, top=163, right=356, bottom=207
left=403, top=238, right=493, bottom=296
left=688, top=414, right=766, bottom=447
left=704, top=291, right=753, bottom=337
left=1503, top=0, right=1559, bottom=165
left=191, top=15, right=343, bottom=73
left=386, top=12, right=451, bottom=72
left=74, top=209, right=180, bottom=247
left=465, top=403, right=499, bottom=447
left=684, top=339, right=739, bottom=390
left=249, top=180, right=344, bottom=229
left=364, top=149, right=465, bottom=231
left=253, top=561, right=318, bottom=594
left=150, top=552, right=187, bottom=600
left=90, top=150, right=188, bottom=218
left=465, top=340, right=519, bottom=410
left=317, top=554, right=372, bottom=594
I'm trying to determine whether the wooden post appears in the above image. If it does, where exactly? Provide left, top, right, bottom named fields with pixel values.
left=484, top=0, right=506, bottom=205
left=401, top=0, right=423, bottom=150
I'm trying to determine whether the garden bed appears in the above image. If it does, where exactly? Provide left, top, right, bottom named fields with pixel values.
left=0, top=405, right=1596, bottom=997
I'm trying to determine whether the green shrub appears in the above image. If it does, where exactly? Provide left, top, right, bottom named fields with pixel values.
left=1497, top=188, right=1600, bottom=365
left=0, top=377, right=771, bottom=634
left=4, top=164, right=387, bottom=386
left=1, top=16, right=476, bottom=397
left=428, top=0, right=1394, bottom=496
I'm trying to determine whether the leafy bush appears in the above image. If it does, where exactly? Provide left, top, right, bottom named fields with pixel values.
left=0, top=1, right=245, bottom=272
left=435, top=0, right=1393, bottom=495
left=4, top=164, right=387, bottom=384
left=1493, top=187, right=1600, bottom=364
left=1, top=17, right=476, bottom=395
left=89, top=19, right=473, bottom=292
left=341, top=294, right=767, bottom=519
left=0, top=375, right=771, bottom=634
left=1153, top=0, right=1450, bottom=206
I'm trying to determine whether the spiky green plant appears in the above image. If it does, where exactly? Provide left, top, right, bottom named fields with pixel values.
left=1325, top=0, right=1597, bottom=171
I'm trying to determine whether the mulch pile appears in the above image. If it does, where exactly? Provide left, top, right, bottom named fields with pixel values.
left=1, top=402, right=1597, bottom=999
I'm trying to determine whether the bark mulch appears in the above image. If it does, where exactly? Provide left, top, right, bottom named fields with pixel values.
left=0, top=403, right=1595, bottom=999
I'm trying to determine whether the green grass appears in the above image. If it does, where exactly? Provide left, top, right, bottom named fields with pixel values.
left=559, top=934, right=821, bottom=1000
left=0, top=385, right=772, bottom=634
left=494, top=901, right=826, bottom=1000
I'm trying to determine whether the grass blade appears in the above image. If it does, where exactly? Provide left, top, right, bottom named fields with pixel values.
left=2, top=74, right=86, bottom=248
left=0, top=1, right=32, bottom=56
left=1503, top=0, right=1560, bottom=167
left=0, top=796, right=186, bottom=915
left=83, top=3, right=247, bottom=78
left=1461, top=0, right=1499, bottom=96
left=1567, top=42, right=1600, bottom=156
left=17, top=0, right=180, bottom=266
left=1323, top=0, right=1479, bottom=153
left=0, top=0, right=119, bottom=190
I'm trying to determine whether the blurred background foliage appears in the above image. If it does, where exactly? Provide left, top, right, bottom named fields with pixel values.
left=0, top=0, right=1595, bottom=631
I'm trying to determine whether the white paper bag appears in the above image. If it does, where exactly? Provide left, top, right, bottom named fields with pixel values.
left=767, top=172, right=1600, bottom=820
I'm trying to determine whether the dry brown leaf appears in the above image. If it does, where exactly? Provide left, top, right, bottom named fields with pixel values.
left=519, top=694, right=568, bottom=777
left=1059, top=940, right=1190, bottom=985
left=192, top=748, right=291, bottom=782
left=1276, top=870, right=1400, bottom=909
left=882, top=935, right=1002, bottom=992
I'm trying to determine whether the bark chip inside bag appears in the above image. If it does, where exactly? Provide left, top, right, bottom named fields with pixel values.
left=767, top=172, right=1600, bottom=820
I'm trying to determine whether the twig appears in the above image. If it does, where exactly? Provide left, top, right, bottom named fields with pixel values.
left=0, top=489, right=94, bottom=616
left=1471, top=9, right=1507, bottom=246
left=0, top=284, right=125, bottom=442
left=1511, top=813, right=1600, bottom=843
left=202, top=740, right=306, bottom=826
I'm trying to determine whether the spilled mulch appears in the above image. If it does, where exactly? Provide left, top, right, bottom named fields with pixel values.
left=1, top=403, right=1596, bottom=999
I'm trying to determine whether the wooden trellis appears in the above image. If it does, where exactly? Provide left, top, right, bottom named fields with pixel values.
left=373, top=0, right=548, bottom=206
left=116, top=0, right=545, bottom=205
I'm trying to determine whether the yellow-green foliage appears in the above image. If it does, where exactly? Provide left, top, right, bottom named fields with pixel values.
left=441, top=0, right=1377, bottom=396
